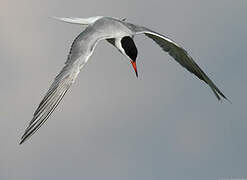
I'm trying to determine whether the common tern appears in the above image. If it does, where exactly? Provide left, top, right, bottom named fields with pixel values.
left=20, top=16, right=229, bottom=144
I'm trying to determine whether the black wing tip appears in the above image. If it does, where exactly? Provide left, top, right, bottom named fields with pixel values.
left=221, top=96, right=232, bottom=104
left=19, top=127, right=32, bottom=145
left=220, top=93, right=232, bottom=104
left=19, top=132, right=29, bottom=145
left=19, top=137, right=26, bottom=145
left=214, top=91, right=232, bottom=104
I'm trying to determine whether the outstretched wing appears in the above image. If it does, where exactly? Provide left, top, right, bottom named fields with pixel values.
left=125, top=23, right=229, bottom=101
left=20, top=32, right=95, bottom=144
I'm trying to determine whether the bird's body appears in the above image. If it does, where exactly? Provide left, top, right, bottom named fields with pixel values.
left=20, top=16, right=229, bottom=144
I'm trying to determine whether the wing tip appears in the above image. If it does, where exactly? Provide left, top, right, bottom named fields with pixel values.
left=19, top=130, right=30, bottom=145
left=222, top=96, right=232, bottom=104
left=19, top=137, right=26, bottom=145
left=212, top=86, right=232, bottom=104
left=214, top=90, right=232, bottom=104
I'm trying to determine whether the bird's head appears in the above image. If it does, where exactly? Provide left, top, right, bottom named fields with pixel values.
left=120, top=36, right=138, bottom=77
left=108, top=36, right=138, bottom=77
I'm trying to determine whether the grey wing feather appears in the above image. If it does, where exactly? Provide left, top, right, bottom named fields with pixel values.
left=20, top=20, right=115, bottom=144
left=20, top=32, right=88, bottom=144
left=20, top=64, right=79, bottom=144
left=127, top=24, right=229, bottom=101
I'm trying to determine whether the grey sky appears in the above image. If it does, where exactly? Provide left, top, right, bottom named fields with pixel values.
left=0, top=0, right=246, bottom=179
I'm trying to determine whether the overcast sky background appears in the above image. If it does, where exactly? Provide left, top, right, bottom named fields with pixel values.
left=0, top=0, right=246, bottom=179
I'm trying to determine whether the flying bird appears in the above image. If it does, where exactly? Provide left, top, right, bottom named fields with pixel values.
left=20, top=16, right=229, bottom=144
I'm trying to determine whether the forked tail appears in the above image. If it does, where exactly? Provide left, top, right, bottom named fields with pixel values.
left=52, top=16, right=103, bottom=25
